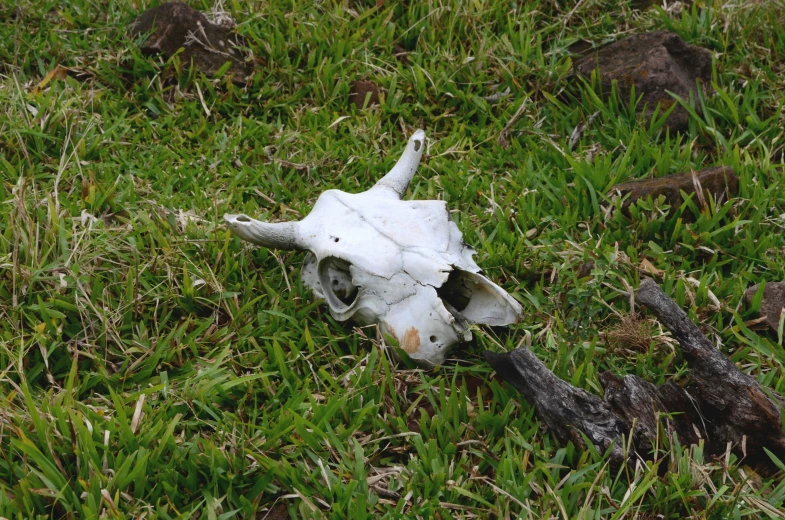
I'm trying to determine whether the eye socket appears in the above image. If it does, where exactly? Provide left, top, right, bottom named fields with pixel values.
left=317, top=256, right=359, bottom=310
left=429, top=335, right=437, bottom=343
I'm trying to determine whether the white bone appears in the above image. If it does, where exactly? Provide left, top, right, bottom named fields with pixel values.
left=370, top=129, right=426, bottom=199
left=223, top=214, right=302, bottom=250
left=225, top=129, right=522, bottom=366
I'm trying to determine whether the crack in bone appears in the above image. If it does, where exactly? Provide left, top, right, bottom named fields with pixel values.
left=332, top=194, right=455, bottom=256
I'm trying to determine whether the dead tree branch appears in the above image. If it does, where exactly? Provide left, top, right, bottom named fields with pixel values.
left=485, top=279, right=785, bottom=472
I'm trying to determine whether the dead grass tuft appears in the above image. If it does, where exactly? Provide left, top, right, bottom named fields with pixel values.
left=606, top=312, right=654, bottom=354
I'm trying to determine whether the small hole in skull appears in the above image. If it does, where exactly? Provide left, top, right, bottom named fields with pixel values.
left=236, top=215, right=251, bottom=222
left=334, top=237, right=340, bottom=243
left=429, top=335, right=437, bottom=343
left=414, top=140, right=422, bottom=152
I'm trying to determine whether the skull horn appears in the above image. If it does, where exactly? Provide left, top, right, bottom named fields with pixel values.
left=224, top=213, right=303, bottom=250
left=370, top=129, right=426, bottom=199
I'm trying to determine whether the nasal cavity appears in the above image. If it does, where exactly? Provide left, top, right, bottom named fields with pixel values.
left=413, top=139, right=421, bottom=152
left=436, top=269, right=472, bottom=312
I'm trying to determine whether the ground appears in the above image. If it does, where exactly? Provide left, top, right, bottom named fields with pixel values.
left=1, top=0, right=785, bottom=518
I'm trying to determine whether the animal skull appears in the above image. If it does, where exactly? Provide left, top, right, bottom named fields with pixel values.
left=225, top=130, right=522, bottom=366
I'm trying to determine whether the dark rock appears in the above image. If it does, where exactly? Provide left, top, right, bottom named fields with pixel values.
left=745, top=282, right=785, bottom=333
left=609, top=166, right=738, bottom=218
left=573, top=31, right=713, bottom=131
left=130, top=2, right=251, bottom=83
left=349, top=80, right=384, bottom=108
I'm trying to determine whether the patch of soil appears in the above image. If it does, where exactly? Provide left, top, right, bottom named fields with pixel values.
left=573, top=31, right=713, bottom=132
left=130, top=2, right=251, bottom=83
left=349, top=79, right=384, bottom=108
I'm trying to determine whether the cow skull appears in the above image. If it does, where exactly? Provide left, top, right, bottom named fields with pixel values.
left=225, top=130, right=522, bottom=366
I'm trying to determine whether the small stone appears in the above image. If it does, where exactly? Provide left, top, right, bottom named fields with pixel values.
left=609, top=166, right=738, bottom=218
left=349, top=80, right=384, bottom=109
left=573, top=31, right=713, bottom=132
left=129, top=2, right=251, bottom=83
left=745, top=282, right=785, bottom=333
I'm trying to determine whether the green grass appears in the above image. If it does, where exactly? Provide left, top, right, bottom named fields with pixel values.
left=2, top=0, right=785, bottom=517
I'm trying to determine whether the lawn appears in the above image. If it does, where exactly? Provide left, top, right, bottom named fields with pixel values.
left=2, top=0, right=785, bottom=518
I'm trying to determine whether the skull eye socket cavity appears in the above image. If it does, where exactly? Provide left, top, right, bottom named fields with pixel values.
left=317, top=256, right=358, bottom=313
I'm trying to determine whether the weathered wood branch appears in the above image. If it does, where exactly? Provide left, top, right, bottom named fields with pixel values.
left=485, top=279, right=785, bottom=472
left=484, top=348, right=630, bottom=464
left=636, top=279, right=785, bottom=467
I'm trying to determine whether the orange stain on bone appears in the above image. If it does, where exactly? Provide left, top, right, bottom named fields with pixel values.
left=402, top=327, right=421, bottom=353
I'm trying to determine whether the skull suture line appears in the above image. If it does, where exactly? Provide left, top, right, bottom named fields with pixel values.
left=225, top=130, right=522, bottom=366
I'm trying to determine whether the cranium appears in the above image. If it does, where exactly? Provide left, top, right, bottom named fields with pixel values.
left=225, top=130, right=522, bottom=366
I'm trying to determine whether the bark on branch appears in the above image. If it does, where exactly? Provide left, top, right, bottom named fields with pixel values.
left=485, top=279, right=785, bottom=472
